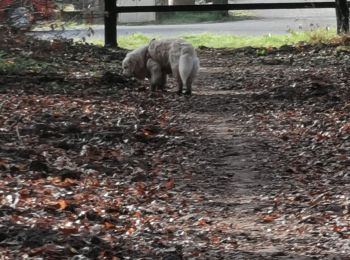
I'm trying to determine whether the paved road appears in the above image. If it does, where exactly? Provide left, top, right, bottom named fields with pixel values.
left=34, top=8, right=336, bottom=42
left=117, top=9, right=336, bottom=36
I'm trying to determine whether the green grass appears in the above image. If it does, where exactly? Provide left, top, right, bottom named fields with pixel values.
left=156, top=10, right=253, bottom=25
left=181, top=28, right=338, bottom=48
left=106, top=28, right=338, bottom=50
left=117, top=33, right=153, bottom=50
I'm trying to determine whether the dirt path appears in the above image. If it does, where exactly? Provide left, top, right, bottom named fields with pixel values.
left=165, top=45, right=350, bottom=258
left=167, top=50, right=283, bottom=259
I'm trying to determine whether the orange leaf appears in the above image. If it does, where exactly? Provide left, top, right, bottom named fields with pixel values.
left=259, top=213, right=279, bottom=223
left=63, top=178, right=76, bottom=184
left=57, top=199, right=67, bottom=210
left=143, top=129, right=152, bottom=136
left=333, top=225, right=344, bottom=233
left=197, top=218, right=209, bottom=226
left=104, top=222, right=115, bottom=229
left=50, top=176, right=76, bottom=187
left=126, top=227, right=135, bottom=235
left=83, top=105, right=92, bottom=114
left=134, top=211, right=142, bottom=218
left=211, top=236, right=221, bottom=244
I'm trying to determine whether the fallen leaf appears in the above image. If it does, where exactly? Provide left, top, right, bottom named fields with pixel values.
left=165, top=178, right=175, bottom=190
left=57, top=199, right=67, bottom=210
left=259, top=213, right=279, bottom=223
left=126, top=227, right=135, bottom=235
left=104, top=222, right=115, bottom=229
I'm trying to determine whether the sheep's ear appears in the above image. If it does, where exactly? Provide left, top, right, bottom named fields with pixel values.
left=150, top=38, right=156, bottom=43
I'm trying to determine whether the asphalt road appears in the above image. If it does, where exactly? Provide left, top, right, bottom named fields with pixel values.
left=117, top=9, right=336, bottom=36
left=34, top=8, right=336, bottom=42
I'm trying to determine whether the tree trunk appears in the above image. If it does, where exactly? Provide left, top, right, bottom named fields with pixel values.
left=104, top=0, right=117, bottom=47
left=213, top=0, right=229, bottom=17
left=335, top=0, right=349, bottom=34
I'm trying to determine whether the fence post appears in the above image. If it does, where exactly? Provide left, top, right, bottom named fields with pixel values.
left=335, top=0, right=349, bottom=33
left=104, top=0, right=117, bottom=47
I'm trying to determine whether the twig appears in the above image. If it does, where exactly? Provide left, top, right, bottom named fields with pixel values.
left=219, top=151, right=240, bottom=158
left=0, top=100, right=8, bottom=113
left=9, top=115, right=25, bottom=130
left=15, top=125, right=24, bottom=146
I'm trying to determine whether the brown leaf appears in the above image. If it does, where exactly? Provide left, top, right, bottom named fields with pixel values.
left=165, top=178, right=175, bottom=190
left=196, top=218, right=210, bottom=226
left=111, top=149, right=122, bottom=160
left=60, top=227, right=79, bottom=234
left=135, top=182, right=146, bottom=196
left=28, top=244, right=62, bottom=257
left=211, top=235, right=221, bottom=244
left=50, top=40, right=63, bottom=50
left=333, top=225, right=345, bottom=233
left=159, top=112, right=170, bottom=128
left=340, top=122, right=350, bottom=133
left=0, top=159, right=9, bottom=170
left=62, top=178, right=76, bottom=185
left=133, top=211, right=142, bottom=218
left=143, top=129, right=152, bottom=136
left=259, top=213, right=279, bottom=223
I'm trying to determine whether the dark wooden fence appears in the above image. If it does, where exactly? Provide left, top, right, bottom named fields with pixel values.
left=104, top=0, right=349, bottom=47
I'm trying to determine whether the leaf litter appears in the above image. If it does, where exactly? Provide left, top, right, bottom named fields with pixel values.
left=1, top=29, right=350, bottom=259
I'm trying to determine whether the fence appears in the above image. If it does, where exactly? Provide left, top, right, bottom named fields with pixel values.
left=104, top=0, right=349, bottom=47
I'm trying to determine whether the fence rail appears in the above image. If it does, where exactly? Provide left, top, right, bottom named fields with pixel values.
left=104, top=0, right=349, bottom=47
left=116, top=2, right=338, bottom=13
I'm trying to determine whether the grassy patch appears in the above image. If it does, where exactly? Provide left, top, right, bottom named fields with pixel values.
left=109, top=28, right=338, bottom=50
left=117, top=33, right=152, bottom=50
left=181, top=28, right=338, bottom=48
left=156, top=10, right=253, bottom=25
